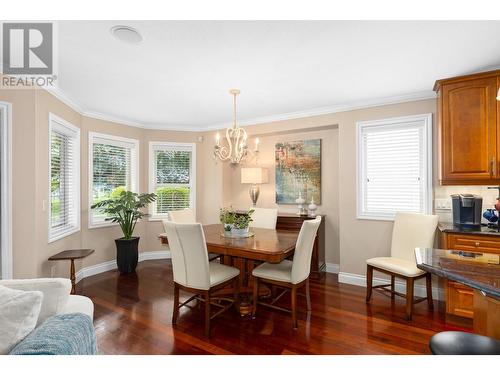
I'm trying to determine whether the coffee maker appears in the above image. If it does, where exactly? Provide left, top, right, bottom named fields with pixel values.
left=451, top=194, right=482, bottom=230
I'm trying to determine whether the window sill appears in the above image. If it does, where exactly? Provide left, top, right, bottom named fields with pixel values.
left=88, top=221, right=120, bottom=230
left=48, top=226, right=80, bottom=243
left=148, top=216, right=168, bottom=222
left=356, top=214, right=395, bottom=222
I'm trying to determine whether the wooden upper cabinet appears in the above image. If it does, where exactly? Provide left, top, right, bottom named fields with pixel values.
left=435, top=70, right=500, bottom=185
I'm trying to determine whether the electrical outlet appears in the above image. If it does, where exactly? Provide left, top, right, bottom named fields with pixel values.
left=434, top=198, right=452, bottom=210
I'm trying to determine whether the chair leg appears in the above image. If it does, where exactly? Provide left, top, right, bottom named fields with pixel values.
left=172, top=283, right=179, bottom=325
left=426, top=273, right=434, bottom=310
left=252, top=277, right=259, bottom=318
left=291, top=286, right=298, bottom=329
left=405, top=277, right=414, bottom=321
left=204, top=291, right=211, bottom=337
left=305, top=278, right=312, bottom=312
left=390, top=275, right=395, bottom=300
left=366, top=264, right=373, bottom=303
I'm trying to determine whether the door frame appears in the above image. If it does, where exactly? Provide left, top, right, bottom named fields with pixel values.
left=0, top=101, right=12, bottom=279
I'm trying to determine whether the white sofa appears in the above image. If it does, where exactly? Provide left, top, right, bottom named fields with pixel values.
left=0, top=278, right=93, bottom=326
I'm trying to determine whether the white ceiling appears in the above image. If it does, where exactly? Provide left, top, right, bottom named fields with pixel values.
left=56, top=21, right=500, bottom=130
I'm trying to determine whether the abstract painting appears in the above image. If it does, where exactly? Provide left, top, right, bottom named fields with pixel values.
left=275, top=139, right=321, bottom=204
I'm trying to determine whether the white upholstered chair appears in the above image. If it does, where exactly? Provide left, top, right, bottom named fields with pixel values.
left=163, top=221, right=240, bottom=337
left=366, top=212, right=439, bottom=320
left=167, top=208, right=195, bottom=223
left=251, top=216, right=322, bottom=329
left=249, top=207, right=278, bottom=229
left=163, top=208, right=221, bottom=262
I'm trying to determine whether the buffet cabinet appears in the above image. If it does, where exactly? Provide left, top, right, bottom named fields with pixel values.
left=276, top=213, right=326, bottom=279
left=441, top=231, right=500, bottom=318
left=435, top=69, right=500, bottom=185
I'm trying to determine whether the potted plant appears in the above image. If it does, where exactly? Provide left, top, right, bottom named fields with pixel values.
left=231, top=209, right=254, bottom=237
left=91, top=190, right=156, bottom=273
left=219, top=208, right=236, bottom=234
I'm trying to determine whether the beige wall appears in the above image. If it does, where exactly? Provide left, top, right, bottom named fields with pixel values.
left=2, top=85, right=446, bottom=280
left=217, top=126, right=340, bottom=264
left=0, top=89, right=37, bottom=278
left=0, top=87, right=207, bottom=278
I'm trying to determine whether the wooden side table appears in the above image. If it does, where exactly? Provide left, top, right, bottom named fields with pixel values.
left=48, top=249, right=95, bottom=294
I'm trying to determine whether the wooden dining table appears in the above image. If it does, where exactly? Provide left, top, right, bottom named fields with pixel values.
left=159, top=224, right=299, bottom=315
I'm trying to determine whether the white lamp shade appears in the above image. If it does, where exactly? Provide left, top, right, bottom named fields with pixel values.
left=241, top=167, right=269, bottom=184
left=497, top=88, right=500, bottom=101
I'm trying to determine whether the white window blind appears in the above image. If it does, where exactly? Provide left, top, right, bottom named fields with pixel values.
left=149, top=142, right=196, bottom=218
left=357, top=114, right=432, bottom=220
left=49, top=114, right=80, bottom=242
left=89, top=133, right=138, bottom=227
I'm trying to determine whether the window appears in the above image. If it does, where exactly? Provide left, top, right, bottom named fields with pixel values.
left=149, top=142, right=196, bottom=219
left=49, top=114, right=80, bottom=242
left=357, top=114, right=432, bottom=220
left=89, top=132, right=139, bottom=227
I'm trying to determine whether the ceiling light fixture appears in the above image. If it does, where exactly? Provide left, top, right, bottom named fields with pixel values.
left=110, top=25, right=143, bottom=44
left=214, top=90, right=259, bottom=164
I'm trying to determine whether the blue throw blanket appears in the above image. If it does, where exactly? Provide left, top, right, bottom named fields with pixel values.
left=10, top=313, right=97, bottom=355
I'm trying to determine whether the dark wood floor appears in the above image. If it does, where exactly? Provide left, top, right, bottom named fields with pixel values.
left=76, top=259, right=472, bottom=355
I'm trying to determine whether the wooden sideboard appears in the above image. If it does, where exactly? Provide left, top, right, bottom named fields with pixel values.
left=434, top=69, right=500, bottom=185
left=440, top=230, right=500, bottom=319
left=276, top=213, right=326, bottom=279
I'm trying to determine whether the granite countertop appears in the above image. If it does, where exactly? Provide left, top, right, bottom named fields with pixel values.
left=415, top=247, right=500, bottom=299
left=438, top=222, right=500, bottom=236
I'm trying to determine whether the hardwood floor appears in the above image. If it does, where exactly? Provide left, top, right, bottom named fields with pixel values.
left=76, top=259, right=472, bottom=355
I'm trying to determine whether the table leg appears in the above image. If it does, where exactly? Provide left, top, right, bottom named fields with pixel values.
left=70, top=259, right=76, bottom=295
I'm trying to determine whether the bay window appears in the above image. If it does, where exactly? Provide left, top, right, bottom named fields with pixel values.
left=149, top=142, right=196, bottom=219
left=89, top=132, right=139, bottom=227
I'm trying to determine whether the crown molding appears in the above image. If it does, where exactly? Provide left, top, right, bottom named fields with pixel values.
left=45, top=85, right=436, bottom=133
left=204, top=90, right=437, bottom=130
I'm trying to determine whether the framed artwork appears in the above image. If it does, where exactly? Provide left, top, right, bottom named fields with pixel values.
left=275, top=139, right=321, bottom=204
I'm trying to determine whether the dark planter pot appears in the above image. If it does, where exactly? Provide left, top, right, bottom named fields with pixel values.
left=114, top=237, right=139, bottom=273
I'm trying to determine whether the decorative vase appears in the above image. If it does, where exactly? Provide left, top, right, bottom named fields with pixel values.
left=308, top=197, right=317, bottom=217
left=114, top=237, right=139, bottom=273
left=231, top=227, right=249, bottom=237
left=295, top=191, right=306, bottom=216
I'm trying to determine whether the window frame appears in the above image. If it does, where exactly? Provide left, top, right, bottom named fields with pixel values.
left=88, top=132, right=139, bottom=229
left=356, top=113, right=433, bottom=221
left=148, top=141, right=197, bottom=221
left=48, top=113, right=81, bottom=243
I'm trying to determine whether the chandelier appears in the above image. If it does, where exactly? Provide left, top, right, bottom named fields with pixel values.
left=214, top=89, right=259, bottom=164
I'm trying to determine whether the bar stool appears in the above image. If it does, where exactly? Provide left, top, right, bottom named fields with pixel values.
left=429, top=331, right=500, bottom=355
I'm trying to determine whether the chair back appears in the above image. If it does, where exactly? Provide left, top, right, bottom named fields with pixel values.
left=163, top=221, right=210, bottom=290
left=250, top=207, right=278, bottom=229
left=291, top=216, right=322, bottom=284
left=390, top=212, right=439, bottom=262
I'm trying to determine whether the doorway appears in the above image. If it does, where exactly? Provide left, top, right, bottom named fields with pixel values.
left=0, top=102, right=12, bottom=279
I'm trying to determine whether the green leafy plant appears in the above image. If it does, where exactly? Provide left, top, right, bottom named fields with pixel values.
left=219, top=208, right=236, bottom=227
left=233, top=209, right=255, bottom=229
left=91, top=190, right=156, bottom=239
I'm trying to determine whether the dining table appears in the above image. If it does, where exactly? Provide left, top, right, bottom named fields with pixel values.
left=159, top=223, right=300, bottom=315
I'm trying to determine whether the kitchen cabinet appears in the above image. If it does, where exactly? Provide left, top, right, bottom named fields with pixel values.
left=440, top=230, right=500, bottom=319
left=435, top=70, right=500, bottom=185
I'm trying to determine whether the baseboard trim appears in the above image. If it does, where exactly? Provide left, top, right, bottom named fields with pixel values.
left=325, top=263, right=340, bottom=274
left=338, top=271, right=444, bottom=301
left=75, top=250, right=171, bottom=284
